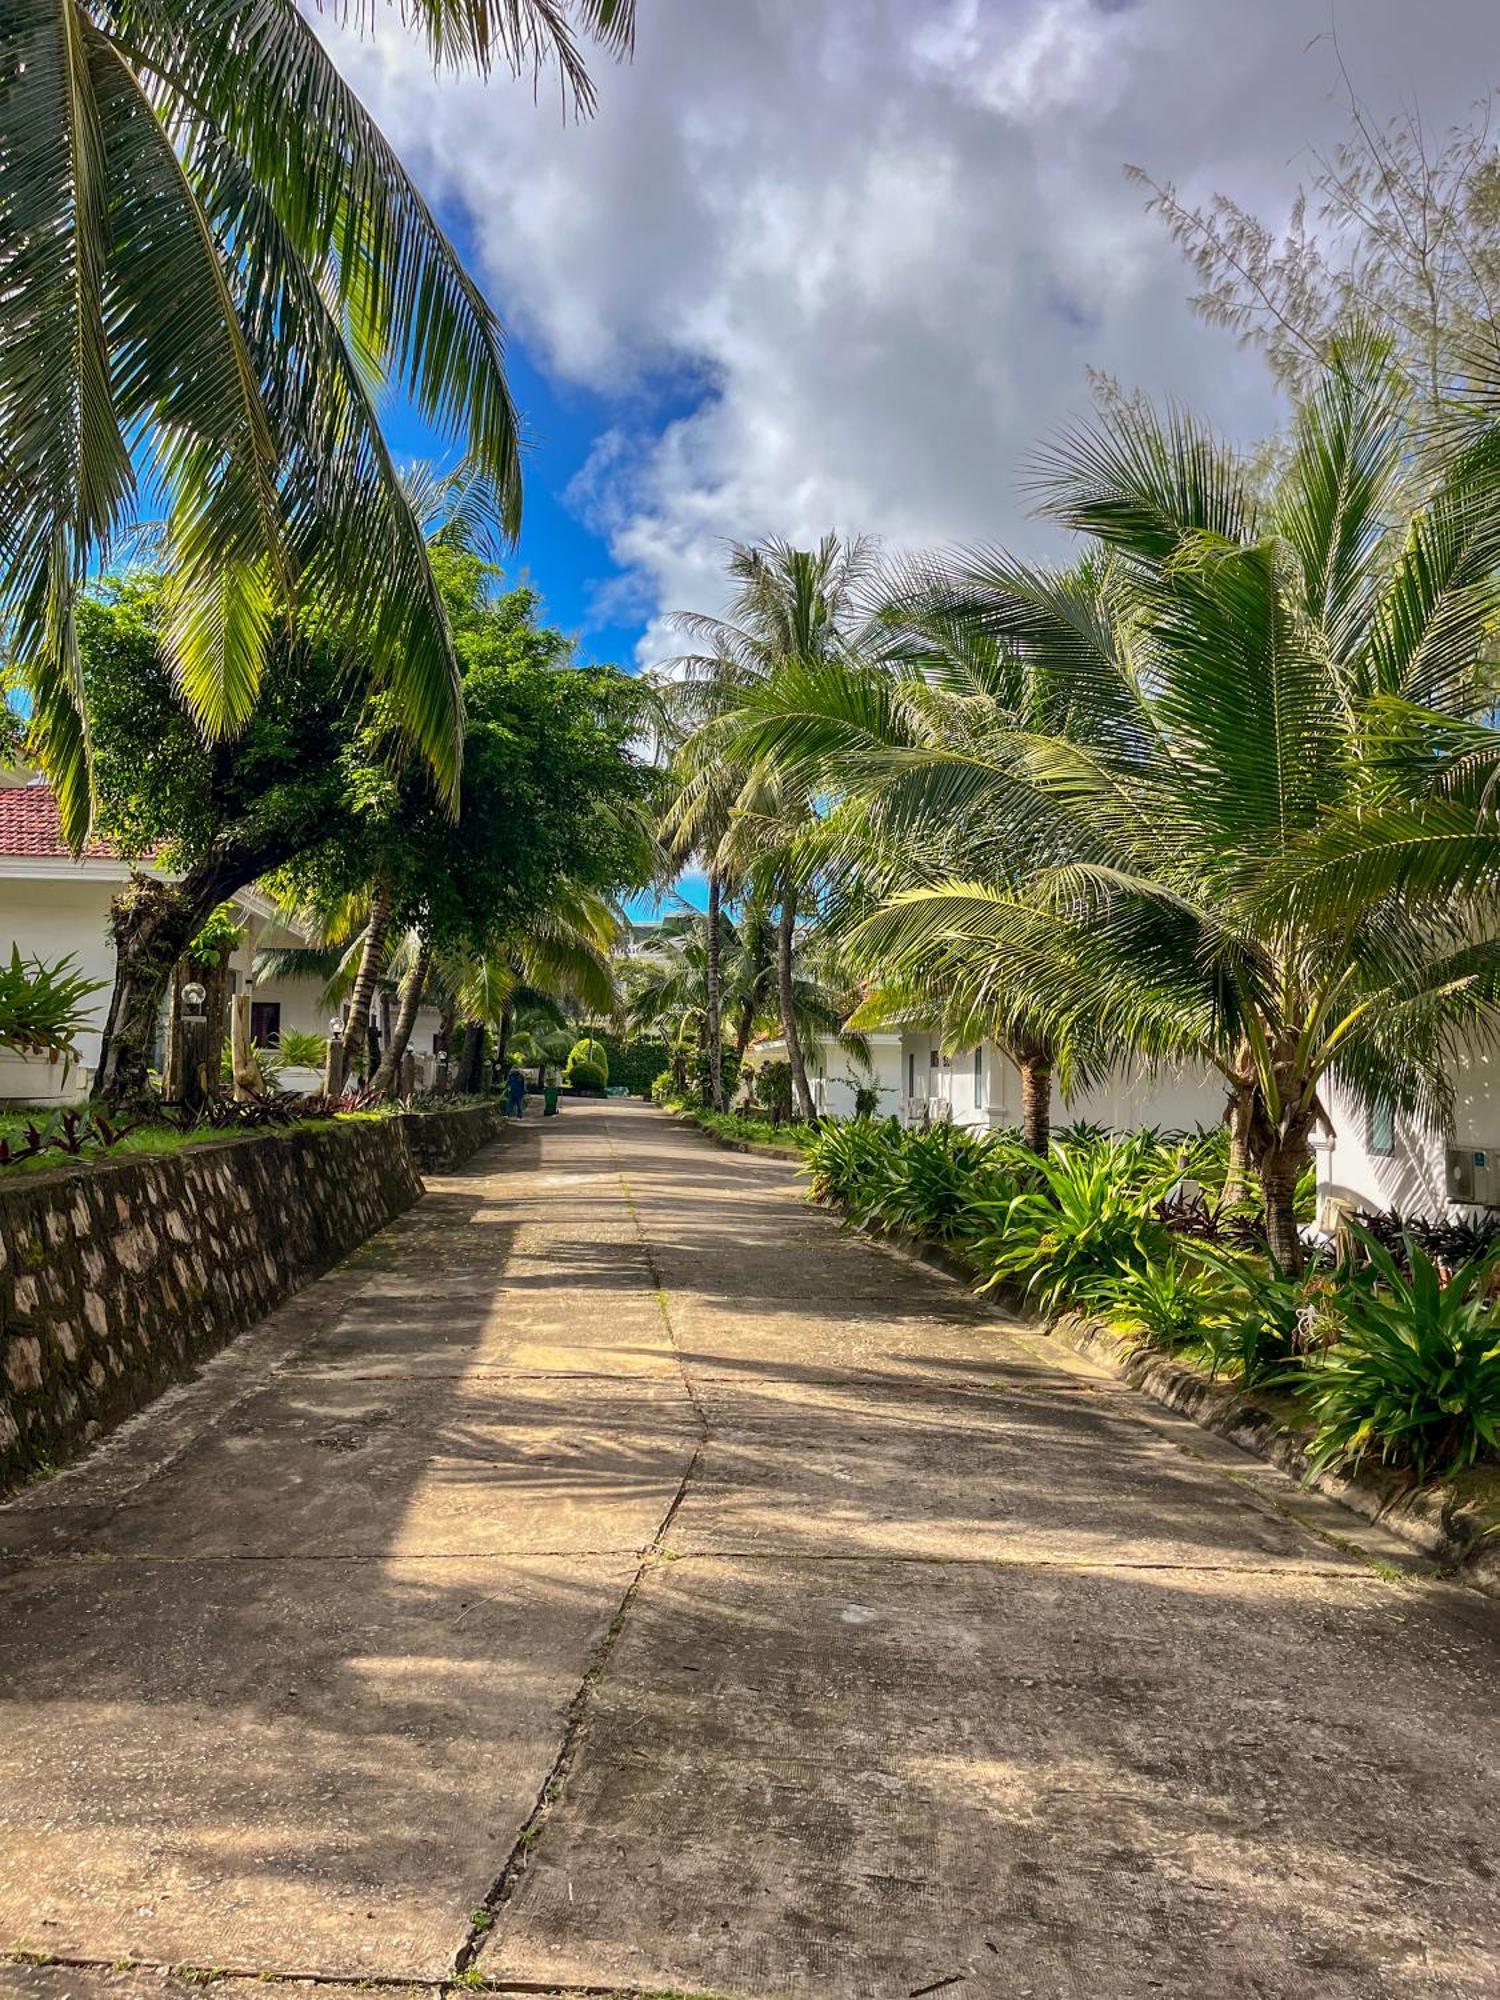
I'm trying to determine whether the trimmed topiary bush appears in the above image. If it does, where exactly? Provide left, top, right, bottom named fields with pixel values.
left=568, top=1037, right=609, bottom=1083
left=565, top=1058, right=608, bottom=1094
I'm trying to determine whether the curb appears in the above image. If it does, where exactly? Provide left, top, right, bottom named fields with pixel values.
left=817, top=1197, right=1500, bottom=1600
left=658, top=1106, right=808, bottom=1162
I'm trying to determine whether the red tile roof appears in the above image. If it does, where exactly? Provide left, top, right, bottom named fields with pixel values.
left=0, top=784, right=119, bottom=860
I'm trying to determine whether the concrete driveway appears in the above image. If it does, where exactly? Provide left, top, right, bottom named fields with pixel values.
left=1, top=1100, right=1497, bottom=2000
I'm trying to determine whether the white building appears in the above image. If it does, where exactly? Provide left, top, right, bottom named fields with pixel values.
left=767, top=1022, right=1500, bottom=1224
left=772, top=1028, right=1226, bottom=1137
left=1319, top=1054, right=1500, bottom=1224
left=0, top=778, right=444, bottom=1101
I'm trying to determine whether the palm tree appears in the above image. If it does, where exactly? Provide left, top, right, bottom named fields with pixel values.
left=2, top=0, right=635, bottom=842
left=624, top=900, right=867, bottom=1100
left=734, top=333, right=1500, bottom=1269
left=662, top=535, right=877, bottom=1121
left=368, top=927, right=432, bottom=1096
left=656, top=690, right=743, bottom=1112
left=445, top=887, right=622, bottom=1094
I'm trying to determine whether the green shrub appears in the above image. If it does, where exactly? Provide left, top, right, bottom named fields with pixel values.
left=1189, top=1243, right=1312, bottom=1384
left=1298, top=1230, right=1500, bottom=1482
left=0, top=948, right=102, bottom=1061
left=692, top=1106, right=810, bottom=1150
left=971, top=1141, right=1173, bottom=1315
left=803, top=1117, right=902, bottom=1211
left=1096, top=1254, right=1226, bottom=1352
left=692, top=1044, right=739, bottom=1107
left=581, top=1033, right=668, bottom=1096
left=565, top=1058, right=607, bottom=1093
left=568, top=1037, right=609, bottom=1083
left=277, top=1028, right=328, bottom=1071
left=650, top=1069, right=680, bottom=1107
left=853, top=1123, right=1013, bottom=1243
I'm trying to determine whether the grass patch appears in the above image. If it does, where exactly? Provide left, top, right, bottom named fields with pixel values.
left=662, top=1099, right=812, bottom=1153
left=0, top=1106, right=390, bottom=1178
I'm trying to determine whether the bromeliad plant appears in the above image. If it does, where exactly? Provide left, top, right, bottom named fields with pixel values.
left=970, top=1141, right=1175, bottom=1315
left=850, top=1122, right=1012, bottom=1243
left=1298, top=1228, right=1500, bottom=1482
left=1096, top=1253, right=1226, bottom=1355
left=0, top=948, right=102, bottom=1065
left=1189, top=1242, right=1313, bottom=1385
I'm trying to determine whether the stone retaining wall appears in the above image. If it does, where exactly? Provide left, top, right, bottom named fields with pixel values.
left=398, top=1099, right=507, bottom=1171
left=0, top=1119, right=430, bottom=1489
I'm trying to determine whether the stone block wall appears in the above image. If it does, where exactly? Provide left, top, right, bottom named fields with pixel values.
left=398, top=1099, right=508, bottom=1172
left=0, top=1120, right=426, bottom=1489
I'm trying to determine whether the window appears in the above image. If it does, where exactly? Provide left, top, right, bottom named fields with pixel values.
left=250, top=1000, right=281, bottom=1047
left=907, top=1052, right=916, bottom=1096
left=974, top=1046, right=984, bottom=1105
left=1367, top=1099, right=1396, bottom=1158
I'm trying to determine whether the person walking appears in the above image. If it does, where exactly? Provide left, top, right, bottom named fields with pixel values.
left=506, top=1065, right=528, bottom=1120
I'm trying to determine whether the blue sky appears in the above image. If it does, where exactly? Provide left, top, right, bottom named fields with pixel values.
left=378, top=213, right=706, bottom=915
left=339, top=1, right=1500, bottom=920
left=381, top=266, right=661, bottom=678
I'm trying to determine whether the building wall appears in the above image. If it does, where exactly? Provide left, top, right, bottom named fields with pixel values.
left=0, top=876, right=117, bottom=1083
left=1319, top=1043, right=1500, bottom=1222
left=0, top=877, right=446, bottom=1100
left=808, top=1037, right=904, bottom=1119
left=894, top=1032, right=1226, bottom=1137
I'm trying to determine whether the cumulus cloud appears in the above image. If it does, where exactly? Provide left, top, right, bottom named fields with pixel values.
left=331, top=0, right=1500, bottom=662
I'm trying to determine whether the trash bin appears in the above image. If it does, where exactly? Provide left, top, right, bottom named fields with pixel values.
left=544, top=1083, right=560, bottom=1117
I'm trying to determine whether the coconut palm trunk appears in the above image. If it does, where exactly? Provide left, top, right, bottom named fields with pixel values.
left=1224, top=1069, right=1255, bottom=1205
left=777, top=888, right=816, bottom=1123
left=1017, top=1045, right=1052, bottom=1155
left=459, top=1020, right=488, bottom=1094
left=340, top=880, right=393, bottom=1080
left=705, top=871, right=725, bottom=1111
left=1251, top=1088, right=1316, bottom=1275
left=371, top=941, right=431, bottom=1097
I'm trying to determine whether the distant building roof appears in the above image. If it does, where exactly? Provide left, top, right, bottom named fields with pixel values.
left=0, top=782, right=118, bottom=860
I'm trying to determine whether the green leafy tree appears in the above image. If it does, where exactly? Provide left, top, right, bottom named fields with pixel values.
left=80, top=549, right=653, bottom=1099
left=2, top=0, right=636, bottom=842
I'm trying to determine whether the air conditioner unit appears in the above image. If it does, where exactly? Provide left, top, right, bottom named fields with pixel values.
left=1445, top=1145, right=1500, bottom=1206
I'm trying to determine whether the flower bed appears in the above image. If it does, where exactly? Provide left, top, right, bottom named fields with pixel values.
left=802, top=1118, right=1500, bottom=1500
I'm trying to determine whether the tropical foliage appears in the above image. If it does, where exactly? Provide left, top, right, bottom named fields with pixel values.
left=725, top=332, right=1500, bottom=1273
left=2, top=0, right=636, bottom=843
left=0, top=949, right=102, bottom=1063
left=1300, top=1230, right=1500, bottom=1482
left=799, top=1114, right=1500, bottom=1482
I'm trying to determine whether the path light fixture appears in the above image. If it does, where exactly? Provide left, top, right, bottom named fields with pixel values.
left=178, top=983, right=210, bottom=1110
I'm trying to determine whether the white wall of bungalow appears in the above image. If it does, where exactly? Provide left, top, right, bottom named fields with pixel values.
left=0, top=777, right=445, bottom=1102
left=756, top=1023, right=1500, bottom=1226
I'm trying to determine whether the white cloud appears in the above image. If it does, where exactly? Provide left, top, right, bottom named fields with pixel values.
left=329, top=1, right=1500, bottom=664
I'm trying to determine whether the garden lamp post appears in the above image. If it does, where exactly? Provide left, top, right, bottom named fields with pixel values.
left=179, top=982, right=210, bottom=1113
left=323, top=1018, right=346, bottom=1101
